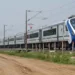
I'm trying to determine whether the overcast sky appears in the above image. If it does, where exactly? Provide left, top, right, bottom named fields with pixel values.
left=0, top=0, right=75, bottom=38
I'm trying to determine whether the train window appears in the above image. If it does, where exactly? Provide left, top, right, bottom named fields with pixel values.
left=0, top=41, right=1, bottom=43
left=43, top=28, right=56, bottom=36
left=28, top=32, right=38, bottom=38
left=9, top=38, right=14, bottom=41
left=70, top=18, right=75, bottom=29
left=16, top=36, right=24, bottom=40
left=4, top=40, right=8, bottom=42
left=16, top=38, right=22, bottom=40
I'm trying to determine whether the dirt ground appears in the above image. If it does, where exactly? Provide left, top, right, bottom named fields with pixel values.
left=0, top=54, right=75, bottom=75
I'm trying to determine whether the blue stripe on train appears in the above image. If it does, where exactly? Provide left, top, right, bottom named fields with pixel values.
left=67, top=20, right=75, bottom=42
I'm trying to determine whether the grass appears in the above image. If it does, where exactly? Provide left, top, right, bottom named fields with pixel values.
left=0, top=50, right=75, bottom=65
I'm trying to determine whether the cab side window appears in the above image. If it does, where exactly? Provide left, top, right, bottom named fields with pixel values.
left=65, top=26, right=68, bottom=31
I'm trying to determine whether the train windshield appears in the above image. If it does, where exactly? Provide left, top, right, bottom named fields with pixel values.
left=70, top=18, right=75, bottom=29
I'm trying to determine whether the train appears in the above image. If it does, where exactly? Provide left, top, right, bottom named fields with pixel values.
left=0, top=16, right=75, bottom=50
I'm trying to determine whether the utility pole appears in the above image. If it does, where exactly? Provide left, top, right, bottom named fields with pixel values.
left=25, top=10, right=42, bottom=52
left=4, top=25, right=6, bottom=48
left=62, top=24, right=64, bottom=54
left=25, top=10, right=27, bottom=52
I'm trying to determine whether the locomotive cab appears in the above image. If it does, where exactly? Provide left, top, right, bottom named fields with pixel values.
left=70, top=18, right=75, bottom=30
left=66, top=16, right=75, bottom=44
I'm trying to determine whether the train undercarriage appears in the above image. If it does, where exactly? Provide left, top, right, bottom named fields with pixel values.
left=0, top=41, right=75, bottom=52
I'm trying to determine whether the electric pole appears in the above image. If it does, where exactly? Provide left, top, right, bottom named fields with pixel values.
left=4, top=25, right=6, bottom=48
left=25, top=10, right=42, bottom=52
left=25, top=10, right=27, bottom=52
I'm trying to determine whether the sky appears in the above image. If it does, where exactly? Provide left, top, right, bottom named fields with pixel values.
left=0, top=0, right=75, bottom=38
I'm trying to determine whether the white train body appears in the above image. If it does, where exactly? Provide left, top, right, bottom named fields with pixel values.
left=9, top=36, right=15, bottom=45
left=0, top=16, right=75, bottom=49
left=27, top=29, right=41, bottom=44
left=58, top=22, right=69, bottom=41
left=42, top=24, right=57, bottom=42
left=0, top=39, right=3, bottom=45
left=16, top=35, right=24, bottom=44
left=41, top=22, right=69, bottom=43
left=5, top=38, right=9, bottom=45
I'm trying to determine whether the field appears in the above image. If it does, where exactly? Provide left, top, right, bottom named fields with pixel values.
left=0, top=50, right=75, bottom=65
left=0, top=52, right=75, bottom=75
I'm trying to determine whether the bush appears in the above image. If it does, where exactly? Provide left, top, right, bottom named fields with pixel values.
left=0, top=50, right=75, bottom=65
left=51, top=54, right=60, bottom=62
left=60, top=54, right=70, bottom=64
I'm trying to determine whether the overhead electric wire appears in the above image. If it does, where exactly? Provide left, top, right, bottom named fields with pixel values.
left=25, top=0, right=75, bottom=33
left=35, top=0, right=75, bottom=21
left=27, top=11, right=42, bottom=21
left=26, top=0, right=75, bottom=23
left=40, top=0, right=75, bottom=12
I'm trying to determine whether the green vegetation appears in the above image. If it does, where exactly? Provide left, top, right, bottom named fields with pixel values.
left=0, top=50, right=75, bottom=65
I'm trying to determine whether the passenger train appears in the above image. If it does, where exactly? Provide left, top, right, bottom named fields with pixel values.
left=0, top=16, right=75, bottom=50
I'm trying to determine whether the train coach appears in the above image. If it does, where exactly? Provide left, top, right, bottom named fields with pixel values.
left=0, top=39, right=4, bottom=48
left=42, top=21, right=69, bottom=49
left=15, top=34, right=25, bottom=48
left=27, top=29, right=42, bottom=44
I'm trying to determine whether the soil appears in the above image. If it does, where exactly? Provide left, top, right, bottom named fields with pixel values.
left=0, top=54, right=75, bottom=75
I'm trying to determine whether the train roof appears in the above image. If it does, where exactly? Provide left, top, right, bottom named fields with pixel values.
left=42, top=21, right=64, bottom=29
left=27, top=28, right=41, bottom=33
left=68, top=15, right=75, bottom=19
left=27, top=20, right=65, bottom=32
